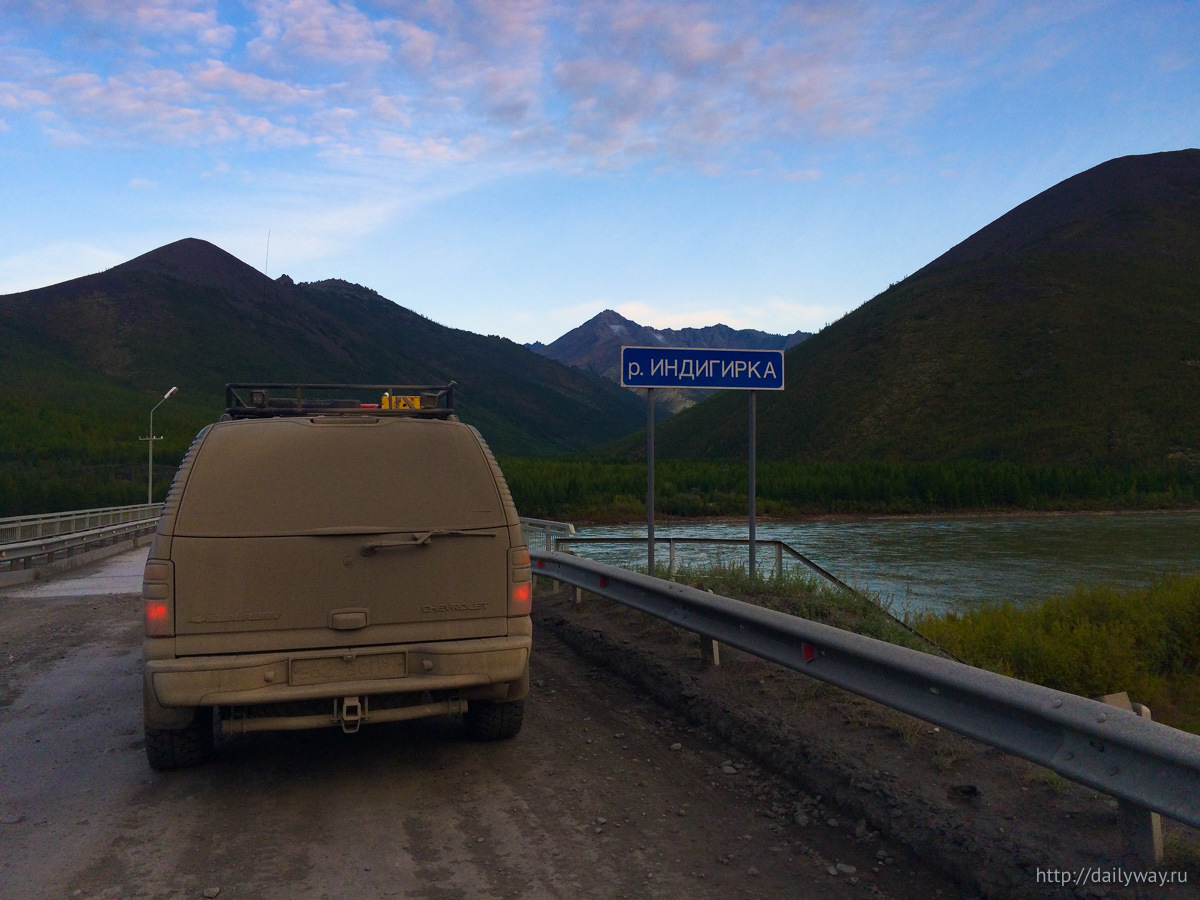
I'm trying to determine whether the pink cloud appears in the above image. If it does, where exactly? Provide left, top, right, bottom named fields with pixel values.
left=31, top=66, right=313, bottom=146
left=193, top=60, right=322, bottom=105
left=28, top=0, right=235, bottom=48
left=4, top=0, right=1107, bottom=172
left=247, top=0, right=393, bottom=65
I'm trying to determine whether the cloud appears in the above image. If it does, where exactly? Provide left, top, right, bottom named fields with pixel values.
left=4, top=1, right=1106, bottom=172
left=612, top=296, right=845, bottom=335
left=192, top=60, right=323, bottom=105
left=199, top=190, right=417, bottom=276
left=784, top=168, right=821, bottom=182
left=246, top=0, right=393, bottom=65
left=128, top=177, right=156, bottom=188
left=615, top=301, right=750, bottom=330
left=1157, top=49, right=1193, bottom=74
left=26, top=0, right=235, bottom=49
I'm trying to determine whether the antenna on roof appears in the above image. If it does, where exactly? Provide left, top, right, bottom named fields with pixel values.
left=264, top=229, right=270, bottom=276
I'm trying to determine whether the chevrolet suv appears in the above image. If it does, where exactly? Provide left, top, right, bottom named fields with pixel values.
left=141, top=383, right=532, bottom=769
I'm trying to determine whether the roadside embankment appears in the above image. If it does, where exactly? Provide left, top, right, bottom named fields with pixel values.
left=532, top=575, right=1200, bottom=898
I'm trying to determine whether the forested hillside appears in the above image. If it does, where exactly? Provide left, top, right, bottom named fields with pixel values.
left=0, top=239, right=645, bottom=514
left=644, top=151, right=1200, bottom=470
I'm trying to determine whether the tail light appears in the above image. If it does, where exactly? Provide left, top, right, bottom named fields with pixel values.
left=509, top=546, right=532, bottom=616
left=143, top=559, right=175, bottom=637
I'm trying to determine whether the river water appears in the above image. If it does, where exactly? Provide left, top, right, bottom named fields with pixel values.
left=567, top=511, right=1200, bottom=616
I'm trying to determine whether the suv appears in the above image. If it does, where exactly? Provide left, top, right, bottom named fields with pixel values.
left=141, top=383, right=532, bottom=770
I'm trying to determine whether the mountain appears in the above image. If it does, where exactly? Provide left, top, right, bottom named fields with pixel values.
left=529, top=309, right=810, bottom=414
left=645, top=150, right=1200, bottom=467
left=0, top=238, right=647, bottom=512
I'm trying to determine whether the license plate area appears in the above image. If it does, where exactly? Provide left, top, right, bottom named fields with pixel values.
left=289, top=652, right=407, bottom=686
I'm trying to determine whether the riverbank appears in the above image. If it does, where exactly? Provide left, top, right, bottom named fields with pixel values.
left=551, top=505, right=1200, bottom=528
left=501, top=457, right=1200, bottom=522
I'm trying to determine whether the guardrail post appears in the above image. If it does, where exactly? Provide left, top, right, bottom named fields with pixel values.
left=699, top=588, right=720, bottom=667
left=546, top=532, right=560, bottom=590
left=668, top=539, right=676, bottom=580
left=774, top=542, right=783, bottom=580
left=1099, top=692, right=1163, bottom=864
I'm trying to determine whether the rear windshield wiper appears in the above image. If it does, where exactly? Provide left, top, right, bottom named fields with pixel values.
left=360, top=530, right=496, bottom=556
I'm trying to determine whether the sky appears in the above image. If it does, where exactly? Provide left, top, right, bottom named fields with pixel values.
left=1, top=1, right=1197, bottom=345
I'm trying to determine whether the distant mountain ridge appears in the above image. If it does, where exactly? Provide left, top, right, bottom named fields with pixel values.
left=643, top=149, right=1200, bottom=468
left=0, top=238, right=649, bottom=512
left=528, top=309, right=809, bottom=413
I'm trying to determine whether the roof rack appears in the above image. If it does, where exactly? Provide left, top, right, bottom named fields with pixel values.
left=224, top=383, right=456, bottom=420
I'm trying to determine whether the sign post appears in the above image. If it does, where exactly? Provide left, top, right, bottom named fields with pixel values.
left=647, top=387, right=655, bottom=574
left=748, top=389, right=756, bottom=576
left=622, top=347, right=785, bottom=579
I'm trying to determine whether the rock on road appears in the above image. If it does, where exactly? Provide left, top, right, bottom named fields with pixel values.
left=1, top=548, right=946, bottom=899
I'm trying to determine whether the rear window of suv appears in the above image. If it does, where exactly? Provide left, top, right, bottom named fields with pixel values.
left=174, top=417, right=505, bottom=536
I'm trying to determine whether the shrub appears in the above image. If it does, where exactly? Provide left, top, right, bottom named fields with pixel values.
left=916, top=576, right=1200, bottom=734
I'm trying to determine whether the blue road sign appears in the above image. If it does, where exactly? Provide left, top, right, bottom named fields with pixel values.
left=621, top=346, right=785, bottom=390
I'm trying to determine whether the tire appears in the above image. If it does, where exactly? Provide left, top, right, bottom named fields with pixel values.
left=145, top=707, right=215, bottom=770
left=464, top=699, right=524, bottom=740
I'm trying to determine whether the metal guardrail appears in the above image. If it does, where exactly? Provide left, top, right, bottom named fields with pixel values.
left=0, top=503, right=163, bottom=544
left=0, top=512, right=162, bottom=572
left=530, top=550, right=1200, bottom=828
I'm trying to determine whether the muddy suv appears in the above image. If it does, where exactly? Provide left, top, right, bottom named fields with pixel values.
left=141, top=383, right=532, bottom=770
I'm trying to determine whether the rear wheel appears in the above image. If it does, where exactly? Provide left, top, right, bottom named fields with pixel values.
left=145, top=707, right=215, bottom=770
left=464, top=699, right=524, bottom=740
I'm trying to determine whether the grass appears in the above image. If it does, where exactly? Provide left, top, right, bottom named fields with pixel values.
left=914, top=574, right=1200, bottom=735
left=638, top=560, right=937, bottom=653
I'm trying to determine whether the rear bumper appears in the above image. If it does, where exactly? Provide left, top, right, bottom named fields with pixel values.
left=144, top=632, right=530, bottom=729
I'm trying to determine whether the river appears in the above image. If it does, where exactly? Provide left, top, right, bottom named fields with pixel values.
left=567, top=510, right=1200, bottom=616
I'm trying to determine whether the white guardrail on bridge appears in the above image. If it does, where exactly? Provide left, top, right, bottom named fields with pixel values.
left=0, top=504, right=164, bottom=572
left=0, top=503, right=163, bottom=543
left=530, top=549, right=1200, bottom=830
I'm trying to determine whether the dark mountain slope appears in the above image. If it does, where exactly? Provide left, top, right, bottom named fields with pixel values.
left=647, top=150, right=1200, bottom=467
left=0, top=238, right=647, bottom=511
left=927, top=150, right=1200, bottom=268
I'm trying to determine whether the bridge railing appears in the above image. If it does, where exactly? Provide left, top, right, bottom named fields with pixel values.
left=0, top=503, right=163, bottom=544
left=531, top=549, right=1200, bottom=830
left=519, top=516, right=576, bottom=550
left=0, top=518, right=161, bottom=572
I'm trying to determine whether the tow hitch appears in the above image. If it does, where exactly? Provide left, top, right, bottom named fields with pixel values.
left=340, top=696, right=364, bottom=733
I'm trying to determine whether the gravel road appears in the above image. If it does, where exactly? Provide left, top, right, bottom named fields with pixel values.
left=0, top=548, right=954, bottom=899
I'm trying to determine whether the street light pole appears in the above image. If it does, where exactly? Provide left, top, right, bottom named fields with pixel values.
left=140, top=386, right=177, bottom=504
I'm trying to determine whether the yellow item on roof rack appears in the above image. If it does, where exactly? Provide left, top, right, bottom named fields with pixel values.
left=381, top=393, right=422, bottom=410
